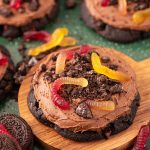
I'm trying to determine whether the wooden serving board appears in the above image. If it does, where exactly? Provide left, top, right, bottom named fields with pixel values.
left=18, top=50, right=150, bottom=150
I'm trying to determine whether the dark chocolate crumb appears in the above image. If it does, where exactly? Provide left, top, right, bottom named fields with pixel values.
left=51, top=55, right=57, bottom=62
left=75, top=102, right=93, bottom=119
left=101, top=56, right=110, bottom=63
left=18, top=43, right=27, bottom=56
left=18, top=7, right=25, bottom=13
left=134, top=3, right=148, bottom=11
left=3, top=26, right=19, bottom=38
left=2, top=0, right=10, bottom=4
left=65, top=0, right=77, bottom=9
left=40, top=64, right=47, bottom=72
left=108, top=64, right=118, bottom=70
left=29, top=0, right=40, bottom=11
left=0, top=7, right=13, bottom=17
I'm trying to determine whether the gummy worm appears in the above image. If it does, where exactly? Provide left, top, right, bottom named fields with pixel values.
left=86, top=100, right=115, bottom=111
left=133, top=8, right=150, bottom=24
left=133, top=124, right=150, bottom=150
left=51, top=77, right=88, bottom=110
left=55, top=45, right=91, bottom=74
left=91, top=52, right=130, bottom=81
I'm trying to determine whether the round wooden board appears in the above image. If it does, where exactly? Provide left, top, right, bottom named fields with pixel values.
left=18, top=48, right=150, bottom=150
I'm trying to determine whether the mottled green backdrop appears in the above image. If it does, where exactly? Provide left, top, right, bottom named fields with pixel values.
left=0, top=0, right=150, bottom=149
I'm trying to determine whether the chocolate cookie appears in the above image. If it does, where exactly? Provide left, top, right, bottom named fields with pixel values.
left=0, top=45, right=15, bottom=100
left=0, top=134, right=21, bottom=150
left=0, top=114, right=33, bottom=150
left=28, top=89, right=140, bottom=141
left=27, top=45, right=140, bottom=141
left=81, top=1, right=150, bottom=43
left=0, top=0, right=58, bottom=39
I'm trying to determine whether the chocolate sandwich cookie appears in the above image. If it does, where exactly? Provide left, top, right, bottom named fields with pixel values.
left=81, top=0, right=150, bottom=43
left=0, top=0, right=58, bottom=39
left=0, top=45, right=15, bottom=100
left=27, top=45, right=140, bottom=141
left=0, top=114, right=33, bottom=150
left=0, top=134, right=21, bottom=150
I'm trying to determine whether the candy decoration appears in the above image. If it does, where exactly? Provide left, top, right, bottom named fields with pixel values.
left=51, top=77, right=88, bottom=110
left=91, top=52, right=130, bottom=81
left=23, top=31, right=51, bottom=42
left=133, top=8, right=150, bottom=24
left=10, top=0, right=22, bottom=10
left=0, top=54, right=8, bottom=66
left=80, top=45, right=91, bottom=55
left=66, top=45, right=91, bottom=60
left=133, top=124, right=150, bottom=150
left=118, top=0, right=127, bottom=15
left=87, top=100, right=115, bottom=111
left=101, top=0, right=110, bottom=7
left=28, top=28, right=69, bottom=56
left=55, top=45, right=91, bottom=74
left=60, top=37, right=77, bottom=47
left=55, top=52, right=67, bottom=74
left=0, top=124, right=22, bottom=150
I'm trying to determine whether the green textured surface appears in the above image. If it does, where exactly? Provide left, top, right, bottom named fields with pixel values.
left=0, top=0, right=150, bottom=149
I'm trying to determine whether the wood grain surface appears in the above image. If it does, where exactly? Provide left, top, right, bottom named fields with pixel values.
left=18, top=49, right=150, bottom=150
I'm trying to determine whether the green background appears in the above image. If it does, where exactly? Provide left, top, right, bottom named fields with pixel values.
left=0, top=0, right=150, bottom=149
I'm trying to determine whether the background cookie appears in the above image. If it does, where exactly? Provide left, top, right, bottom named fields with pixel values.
left=81, top=0, right=150, bottom=43
left=0, top=114, right=33, bottom=150
left=0, top=45, right=15, bottom=100
left=0, top=0, right=58, bottom=39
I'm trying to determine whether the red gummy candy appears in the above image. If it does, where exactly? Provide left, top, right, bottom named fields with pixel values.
left=79, top=45, right=91, bottom=55
left=51, top=89, right=70, bottom=110
left=101, top=0, right=110, bottom=7
left=10, top=0, right=22, bottom=10
left=66, top=45, right=91, bottom=60
left=0, top=55, right=8, bottom=66
left=133, top=125, right=150, bottom=150
left=23, top=31, right=51, bottom=42
left=51, top=80, right=70, bottom=110
left=66, top=51, right=74, bottom=60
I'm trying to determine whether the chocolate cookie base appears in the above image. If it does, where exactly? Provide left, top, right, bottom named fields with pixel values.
left=81, top=1, right=150, bottom=43
left=0, top=0, right=58, bottom=39
left=28, top=89, right=140, bottom=141
left=0, top=45, right=15, bottom=100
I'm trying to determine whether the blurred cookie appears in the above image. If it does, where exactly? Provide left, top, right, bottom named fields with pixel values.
left=0, top=0, right=58, bottom=39
left=0, top=134, right=21, bottom=150
left=81, top=0, right=150, bottom=43
left=0, top=45, right=15, bottom=100
left=0, top=114, right=33, bottom=150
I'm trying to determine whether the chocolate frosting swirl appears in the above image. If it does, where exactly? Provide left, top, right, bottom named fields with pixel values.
left=32, top=45, right=138, bottom=133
